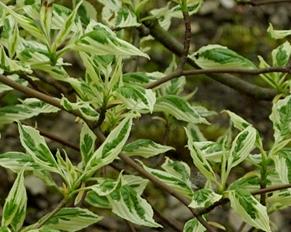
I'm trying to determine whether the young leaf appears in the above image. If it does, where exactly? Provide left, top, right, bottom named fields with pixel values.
left=267, top=23, right=291, bottom=40
left=85, top=115, right=133, bottom=174
left=183, top=218, right=206, bottom=232
left=2, top=170, right=27, bottom=231
left=18, top=123, right=59, bottom=173
left=270, top=95, right=291, bottom=142
left=154, top=95, right=209, bottom=124
left=43, top=207, right=102, bottom=232
left=80, top=123, right=96, bottom=166
left=271, top=148, right=291, bottom=184
left=115, top=85, right=156, bottom=113
left=227, top=190, right=271, bottom=232
left=189, top=189, right=222, bottom=208
left=109, top=185, right=161, bottom=228
left=190, top=44, right=256, bottom=69
left=123, top=139, right=174, bottom=158
left=185, top=128, right=217, bottom=183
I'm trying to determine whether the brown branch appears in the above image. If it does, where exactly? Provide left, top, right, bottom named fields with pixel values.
left=142, top=19, right=278, bottom=100
left=145, top=67, right=291, bottom=89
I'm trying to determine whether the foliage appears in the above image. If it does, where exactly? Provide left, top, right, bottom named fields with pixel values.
left=0, top=0, right=290, bottom=231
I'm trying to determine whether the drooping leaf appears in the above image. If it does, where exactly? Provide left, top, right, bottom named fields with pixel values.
left=267, top=24, right=291, bottom=40
left=2, top=170, right=27, bottom=231
left=43, top=207, right=102, bottom=232
left=190, top=44, right=256, bottom=69
left=227, top=190, right=271, bottom=232
left=123, top=139, right=174, bottom=158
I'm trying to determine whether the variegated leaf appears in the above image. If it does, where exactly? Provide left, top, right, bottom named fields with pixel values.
left=18, top=123, right=59, bottom=173
left=80, top=123, right=96, bottom=166
left=183, top=218, right=206, bottom=232
left=270, top=95, right=291, bottom=142
left=0, top=98, right=59, bottom=126
left=43, top=208, right=102, bottom=232
left=267, top=24, right=291, bottom=40
left=123, top=139, right=174, bottom=158
left=228, top=126, right=256, bottom=169
left=85, top=115, right=133, bottom=174
left=186, top=128, right=217, bottom=183
left=74, top=21, right=149, bottom=58
left=229, top=172, right=260, bottom=192
left=271, top=148, right=291, bottom=184
left=227, top=190, right=271, bottom=232
left=190, top=44, right=256, bottom=69
left=189, top=188, right=222, bottom=208
left=267, top=189, right=291, bottom=212
left=0, top=152, right=36, bottom=172
left=0, top=74, right=28, bottom=94
left=2, top=170, right=27, bottom=231
left=109, top=185, right=161, bottom=228
left=154, top=95, right=209, bottom=124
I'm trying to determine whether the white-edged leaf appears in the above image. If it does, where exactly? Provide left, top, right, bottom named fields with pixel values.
left=195, top=141, right=223, bottom=162
left=190, top=44, right=256, bottom=69
left=154, top=95, right=209, bottom=124
left=141, top=160, right=194, bottom=197
left=116, top=85, right=156, bottom=113
left=267, top=189, right=291, bottom=212
left=270, top=95, right=291, bottom=142
left=109, top=185, right=161, bottom=228
left=267, top=24, right=291, bottom=40
left=229, top=172, right=260, bottom=192
left=43, top=207, right=102, bottom=232
left=80, top=123, right=96, bottom=166
left=228, top=126, right=256, bottom=169
left=227, top=190, right=271, bottom=232
left=18, top=123, right=59, bottom=173
left=0, top=152, right=36, bottom=172
left=271, top=148, right=291, bottom=184
left=0, top=98, right=59, bottom=126
left=90, top=174, right=122, bottom=197
left=189, top=188, right=221, bottom=208
left=2, top=170, right=27, bottom=231
left=0, top=74, right=28, bottom=94
left=74, top=21, right=149, bottom=58
left=185, top=128, right=217, bottom=183
left=85, top=115, right=133, bottom=173
left=123, top=139, right=174, bottom=158
left=183, top=218, right=206, bottom=232
left=272, top=41, right=291, bottom=67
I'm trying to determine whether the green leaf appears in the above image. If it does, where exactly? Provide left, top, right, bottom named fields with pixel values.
left=74, top=21, right=149, bottom=58
left=2, top=170, right=27, bottom=231
left=85, top=115, right=133, bottom=174
left=229, top=172, right=260, bottom=192
left=267, top=189, right=291, bottom=212
left=0, top=152, right=36, bottom=172
left=154, top=95, right=209, bottom=124
left=116, top=85, right=156, bottom=113
left=109, top=185, right=161, bottom=228
left=270, top=95, right=291, bottom=142
left=18, top=123, right=59, bottom=173
left=0, top=227, right=11, bottom=232
left=227, top=190, right=271, bottom=232
left=115, top=7, right=140, bottom=29
left=1, top=15, right=19, bottom=57
left=272, top=41, right=291, bottom=67
left=43, top=207, right=102, bottom=232
left=190, top=44, right=256, bottom=69
left=123, top=139, right=174, bottom=158
left=189, top=188, right=221, bottom=208
left=228, top=126, right=256, bottom=169
left=183, top=218, right=206, bottom=232
left=0, top=98, right=59, bottom=126
left=195, top=141, right=223, bottom=162
left=85, top=190, right=111, bottom=209
left=0, top=75, right=28, bottom=94
left=267, top=23, right=291, bottom=40
left=186, top=128, right=217, bottom=183
left=80, top=123, right=96, bottom=166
